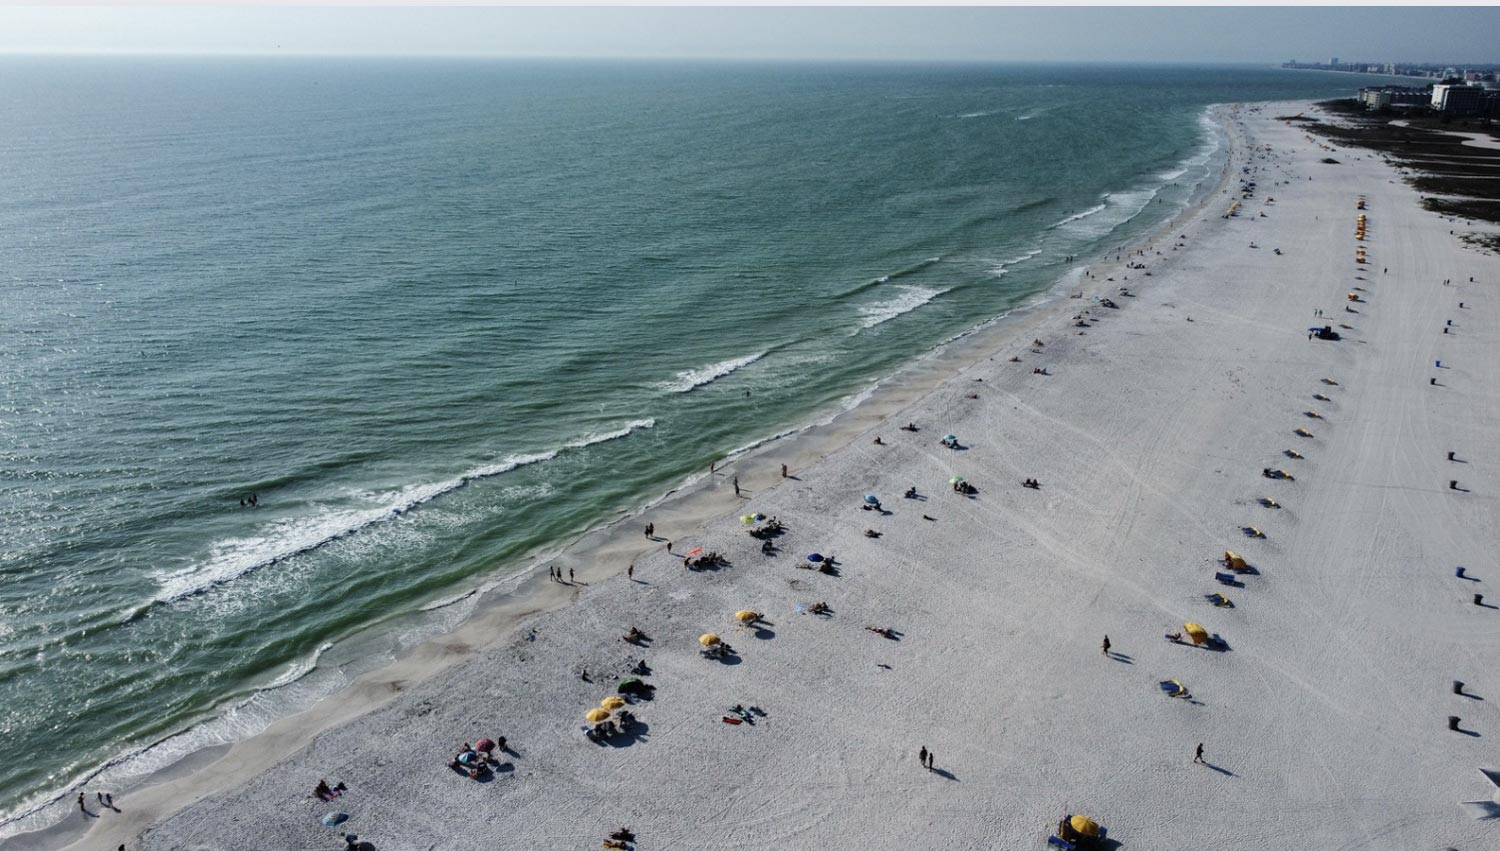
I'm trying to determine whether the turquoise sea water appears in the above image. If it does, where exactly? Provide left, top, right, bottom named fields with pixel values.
left=0, top=59, right=1395, bottom=834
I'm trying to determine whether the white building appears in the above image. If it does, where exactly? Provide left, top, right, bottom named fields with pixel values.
left=1432, top=82, right=1484, bottom=113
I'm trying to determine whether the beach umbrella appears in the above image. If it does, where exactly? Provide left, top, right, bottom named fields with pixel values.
left=943, top=434, right=957, bottom=442
left=699, top=633, right=721, bottom=647
left=740, top=515, right=755, bottom=524
left=322, top=813, right=349, bottom=828
left=949, top=476, right=965, bottom=484
left=1069, top=816, right=1101, bottom=838
left=806, top=553, right=824, bottom=563
left=601, top=696, right=626, bottom=710
left=864, top=494, right=879, bottom=505
left=735, top=610, right=759, bottom=623
left=475, top=738, right=494, bottom=751
left=585, top=708, right=611, bottom=723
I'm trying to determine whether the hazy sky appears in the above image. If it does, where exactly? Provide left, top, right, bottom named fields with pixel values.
left=0, top=6, right=1496, bottom=64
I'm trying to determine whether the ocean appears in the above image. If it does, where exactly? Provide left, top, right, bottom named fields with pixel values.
left=0, top=58, right=1394, bottom=837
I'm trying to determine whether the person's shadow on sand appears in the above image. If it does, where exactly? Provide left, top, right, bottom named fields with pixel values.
left=931, top=767, right=958, bottom=781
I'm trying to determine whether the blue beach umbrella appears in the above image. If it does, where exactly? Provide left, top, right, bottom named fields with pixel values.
left=807, top=553, right=824, bottom=563
left=943, top=434, right=957, bottom=442
left=863, top=494, right=879, bottom=505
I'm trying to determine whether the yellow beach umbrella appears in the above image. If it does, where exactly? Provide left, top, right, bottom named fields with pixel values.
left=601, top=696, right=626, bottom=711
left=585, top=708, right=611, bottom=723
left=1070, top=816, right=1101, bottom=838
left=735, top=610, right=759, bottom=623
left=699, top=633, right=721, bottom=647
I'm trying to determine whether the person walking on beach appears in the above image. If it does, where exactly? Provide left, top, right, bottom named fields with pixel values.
left=919, top=746, right=928, bottom=768
left=1194, top=743, right=1205, bottom=764
left=733, top=476, right=740, bottom=496
left=627, top=564, right=634, bottom=580
left=568, top=568, right=575, bottom=583
left=78, top=793, right=86, bottom=813
left=644, top=523, right=654, bottom=538
left=1101, top=635, right=1111, bottom=656
left=926, top=750, right=935, bottom=770
left=665, top=540, right=672, bottom=554
left=781, top=464, right=788, bottom=478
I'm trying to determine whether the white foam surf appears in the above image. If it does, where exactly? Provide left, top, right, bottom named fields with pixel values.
left=658, top=352, right=767, bottom=393
left=149, top=420, right=655, bottom=605
left=858, top=285, right=950, bottom=329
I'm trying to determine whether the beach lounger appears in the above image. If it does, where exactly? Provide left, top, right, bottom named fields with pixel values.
left=1214, top=572, right=1241, bottom=586
left=1047, top=837, right=1076, bottom=850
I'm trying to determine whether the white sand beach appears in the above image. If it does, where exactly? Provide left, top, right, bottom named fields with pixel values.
left=50, top=101, right=1500, bottom=851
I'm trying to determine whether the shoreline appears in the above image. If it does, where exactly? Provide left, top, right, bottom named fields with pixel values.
left=51, top=94, right=1500, bottom=850
left=17, top=102, right=1243, bottom=851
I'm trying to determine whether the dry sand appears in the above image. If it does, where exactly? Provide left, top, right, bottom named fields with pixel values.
left=48, top=101, right=1500, bottom=851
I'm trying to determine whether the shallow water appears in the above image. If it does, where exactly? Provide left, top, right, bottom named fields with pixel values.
left=0, top=58, right=1391, bottom=833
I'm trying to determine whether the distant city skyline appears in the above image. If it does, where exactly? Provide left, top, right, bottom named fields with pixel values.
left=0, top=6, right=1497, bottom=64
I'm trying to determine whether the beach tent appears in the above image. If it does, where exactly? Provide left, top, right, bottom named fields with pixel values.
left=699, top=633, right=721, bottom=647
left=1242, top=526, right=1264, bottom=538
left=586, top=708, right=611, bottom=723
left=1224, top=551, right=1247, bottom=570
left=1206, top=593, right=1233, bottom=607
left=1295, top=428, right=1314, bottom=437
left=1184, top=623, right=1209, bottom=645
left=735, top=610, right=759, bottom=623
left=1159, top=680, right=1189, bottom=698
left=1258, top=497, right=1279, bottom=508
left=601, top=696, right=626, bottom=710
left=1321, top=378, right=1338, bottom=385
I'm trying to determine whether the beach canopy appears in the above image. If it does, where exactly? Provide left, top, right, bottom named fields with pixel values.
left=735, top=610, right=759, bottom=622
left=601, top=696, right=626, bottom=710
left=586, top=708, right=611, bottom=723
left=699, top=633, right=721, bottom=647
left=864, top=494, right=880, bottom=505
left=322, top=813, right=349, bottom=828
left=1069, top=816, right=1101, bottom=838
left=1184, top=623, right=1209, bottom=645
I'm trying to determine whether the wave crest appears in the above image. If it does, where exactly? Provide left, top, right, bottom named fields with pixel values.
left=148, top=420, right=656, bottom=605
left=658, top=352, right=766, bottom=393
